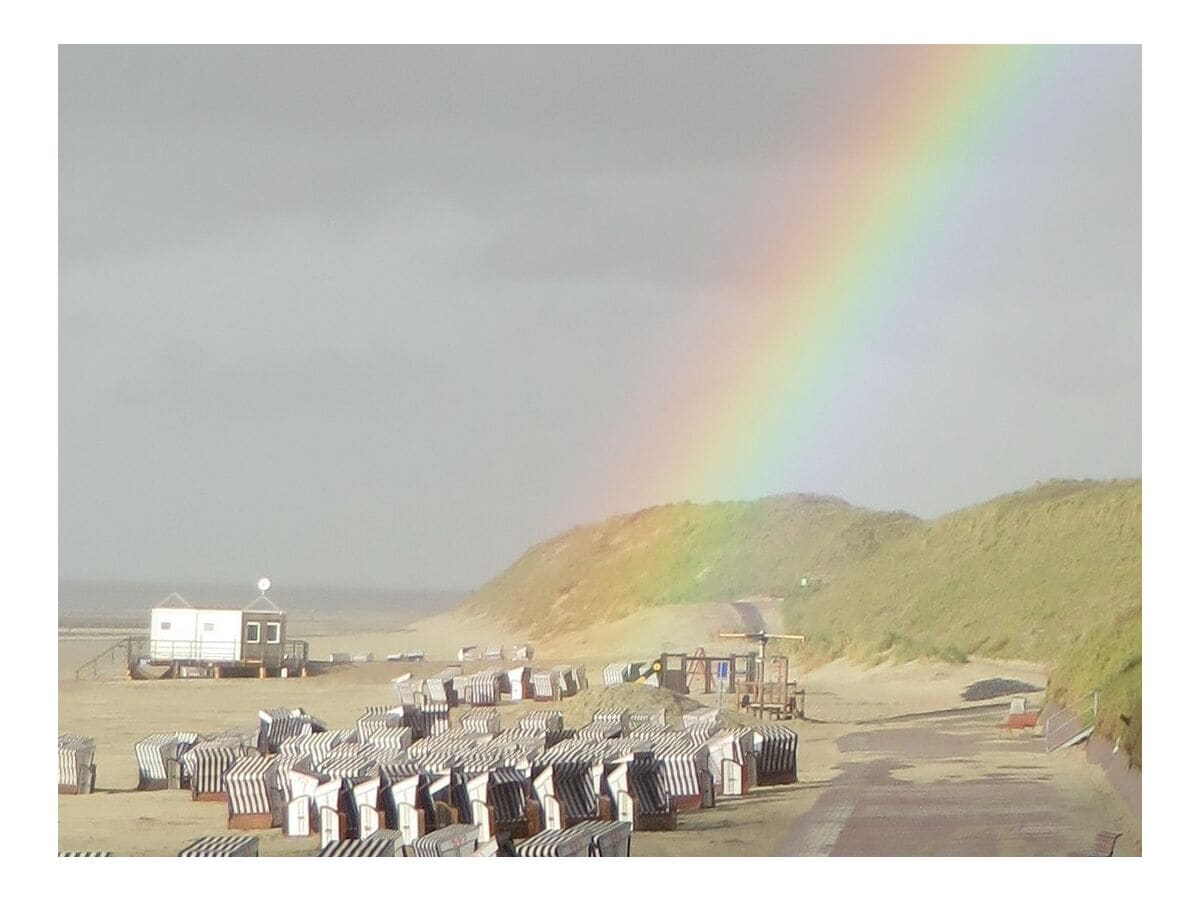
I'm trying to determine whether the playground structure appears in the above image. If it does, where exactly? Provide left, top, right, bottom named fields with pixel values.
left=737, top=653, right=804, bottom=720
left=719, top=631, right=807, bottom=720
left=652, top=642, right=805, bottom=720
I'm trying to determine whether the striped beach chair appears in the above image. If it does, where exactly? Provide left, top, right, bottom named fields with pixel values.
left=517, top=710, right=564, bottom=737
left=362, top=828, right=407, bottom=855
left=283, top=767, right=322, bottom=837
left=566, top=820, right=634, bottom=857
left=753, top=724, right=798, bottom=786
left=363, top=726, right=413, bottom=755
left=178, top=835, right=259, bottom=857
left=682, top=708, right=722, bottom=730
left=610, top=754, right=678, bottom=831
left=461, top=707, right=502, bottom=736
left=316, top=839, right=396, bottom=857
left=355, top=708, right=405, bottom=743
left=317, top=745, right=382, bottom=781
left=316, top=840, right=391, bottom=859
left=483, top=766, right=540, bottom=839
left=425, top=670, right=460, bottom=706
left=393, top=677, right=421, bottom=706
left=514, top=825, right=591, bottom=857
left=465, top=670, right=502, bottom=706
left=382, top=769, right=430, bottom=844
left=58, top=734, right=96, bottom=795
left=531, top=670, right=558, bottom=702
left=411, top=702, right=452, bottom=739
left=576, top=721, right=621, bottom=741
left=58, top=851, right=113, bottom=857
left=650, top=734, right=714, bottom=811
left=457, top=646, right=478, bottom=663
left=181, top=732, right=253, bottom=800
left=704, top=727, right=757, bottom=795
left=225, top=755, right=284, bottom=829
left=471, top=837, right=503, bottom=856
left=257, top=708, right=320, bottom=754
left=314, top=776, right=355, bottom=849
left=349, top=774, right=384, bottom=839
left=452, top=674, right=471, bottom=700
left=550, top=665, right=579, bottom=697
left=602, top=662, right=628, bottom=687
left=628, top=708, right=667, bottom=729
left=506, top=665, right=531, bottom=700
left=592, top=706, right=631, bottom=730
left=494, top=728, right=546, bottom=754
left=278, top=731, right=344, bottom=770
left=410, top=823, right=481, bottom=857
left=134, top=731, right=199, bottom=790
left=536, top=759, right=609, bottom=828
left=183, top=741, right=248, bottom=801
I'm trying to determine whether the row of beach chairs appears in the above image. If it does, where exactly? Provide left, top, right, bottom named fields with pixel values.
left=392, top=663, right=589, bottom=708
left=64, top=693, right=799, bottom=857
left=456, top=645, right=533, bottom=663
left=129, top=703, right=793, bottom=850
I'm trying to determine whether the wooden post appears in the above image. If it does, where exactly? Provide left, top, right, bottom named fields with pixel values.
left=301, top=666, right=308, bottom=678
left=259, top=666, right=267, bottom=679
left=213, top=666, right=221, bottom=680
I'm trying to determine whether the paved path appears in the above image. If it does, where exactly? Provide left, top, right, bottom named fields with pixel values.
left=778, top=709, right=1125, bottom=856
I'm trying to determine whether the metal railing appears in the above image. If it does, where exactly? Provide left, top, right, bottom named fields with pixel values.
left=74, top=636, right=137, bottom=680
left=1044, top=691, right=1099, bottom=752
left=75, top=636, right=310, bottom=679
left=138, top=638, right=308, bottom=664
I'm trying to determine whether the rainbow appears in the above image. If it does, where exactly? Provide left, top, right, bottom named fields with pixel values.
left=613, top=46, right=1064, bottom=509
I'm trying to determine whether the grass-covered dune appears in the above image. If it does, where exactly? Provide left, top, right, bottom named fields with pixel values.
left=780, top=479, right=1141, bottom=763
left=462, top=493, right=922, bottom=634
left=463, top=478, right=1141, bottom=764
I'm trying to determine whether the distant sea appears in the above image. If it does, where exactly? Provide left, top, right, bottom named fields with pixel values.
left=58, top=579, right=466, bottom=628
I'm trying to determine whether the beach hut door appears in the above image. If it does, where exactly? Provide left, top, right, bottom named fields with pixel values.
left=243, top=617, right=266, bottom=663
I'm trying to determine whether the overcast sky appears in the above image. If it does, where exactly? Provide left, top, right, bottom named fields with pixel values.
left=59, top=46, right=1140, bottom=590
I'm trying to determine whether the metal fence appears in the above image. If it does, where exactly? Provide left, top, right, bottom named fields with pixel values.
left=1044, top=691, right=1098, bottom=752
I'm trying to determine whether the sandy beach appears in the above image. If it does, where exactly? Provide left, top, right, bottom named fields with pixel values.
left=57, top=603, right=1140, bottom=857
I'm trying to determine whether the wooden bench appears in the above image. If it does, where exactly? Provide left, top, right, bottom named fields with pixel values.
left=997, top=711, right=1041, bottom=732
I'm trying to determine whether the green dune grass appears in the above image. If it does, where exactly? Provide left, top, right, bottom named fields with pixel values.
left=463, top=478, right=1141, bottom=765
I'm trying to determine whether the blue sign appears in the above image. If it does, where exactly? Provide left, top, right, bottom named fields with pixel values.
left=716, top=661, right=730, bottom=680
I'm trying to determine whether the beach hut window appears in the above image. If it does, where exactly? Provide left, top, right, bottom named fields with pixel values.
left=246, top=622, right=261, bottom=642
left=266, top=623, right=281, bottom=644
left=160, top=621, right=171, bottom=630
left=203, top=623, right=215, bottom=632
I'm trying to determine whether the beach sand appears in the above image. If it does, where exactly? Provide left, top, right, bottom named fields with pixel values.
left=57, top=604, right=1139, bottom=856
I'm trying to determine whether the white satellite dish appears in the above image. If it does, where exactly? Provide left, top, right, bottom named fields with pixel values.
left=257, top=577, right=272, bottom=593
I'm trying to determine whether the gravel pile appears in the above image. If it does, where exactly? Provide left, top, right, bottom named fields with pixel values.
left=961, top=677, right=1043, bottom=702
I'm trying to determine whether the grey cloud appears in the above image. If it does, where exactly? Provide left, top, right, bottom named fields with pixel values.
left=59, top=45, right=1140, bottom=589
